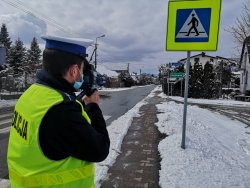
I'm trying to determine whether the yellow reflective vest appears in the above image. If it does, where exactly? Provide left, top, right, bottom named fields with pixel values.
left=7, top=84, right=94, bottom=188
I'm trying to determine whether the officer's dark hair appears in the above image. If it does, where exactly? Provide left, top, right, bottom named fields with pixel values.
left=43, top=48, right=86, bottom=78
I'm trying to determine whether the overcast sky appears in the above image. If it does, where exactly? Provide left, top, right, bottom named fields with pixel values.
left=0, top=0, right=248, bottom=74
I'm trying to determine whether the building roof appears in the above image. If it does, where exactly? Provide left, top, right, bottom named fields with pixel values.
left=102, top=63, right=128, bottom=71
left=179, top=52, right=231, bottom=62
left=96, top=64, right=118, bottom=77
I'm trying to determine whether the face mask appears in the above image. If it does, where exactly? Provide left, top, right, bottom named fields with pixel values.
left=73, top=67, right=84, bottom=90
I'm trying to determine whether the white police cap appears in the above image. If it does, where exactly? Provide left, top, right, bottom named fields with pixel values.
left=41, top=35, right=94, bottom=57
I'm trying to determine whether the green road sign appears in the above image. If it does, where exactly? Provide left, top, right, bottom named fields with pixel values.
left=170, top=72, right=184, bottom=78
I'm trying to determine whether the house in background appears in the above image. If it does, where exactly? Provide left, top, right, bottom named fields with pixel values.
left=97, top=63, right=156, bottom=87
left=96, top=64, right=120, bottom=88
left=96, top=64, right=118, bottom=78
left=101, top=63, right=132, bottom=87
left=179, top=52, right=239, bottom=70
left=239, top=36, right=250, bottom=96
left=104, top=63, right=129, bottom=75
left=178, top=52, right=240, bottom=90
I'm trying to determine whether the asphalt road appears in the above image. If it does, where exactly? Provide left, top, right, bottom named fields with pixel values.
left=99, top=85, right=156, bottom=125
left=0, top=85, right=156, bottom=180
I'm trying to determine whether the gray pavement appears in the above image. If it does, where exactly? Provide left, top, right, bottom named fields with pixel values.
left=101, top=92, right=166, bottom=188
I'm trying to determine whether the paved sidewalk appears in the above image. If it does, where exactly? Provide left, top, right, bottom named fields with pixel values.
left=101, top=93, right=165, bottom=188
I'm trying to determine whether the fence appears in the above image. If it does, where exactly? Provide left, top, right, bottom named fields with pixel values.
left=0, top=91, right=23, bottom=100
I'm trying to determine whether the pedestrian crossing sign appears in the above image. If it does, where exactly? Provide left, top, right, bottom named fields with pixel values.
left=166, top=0, right=221, bottom=51
left=175, top=8, right=211, bottom=42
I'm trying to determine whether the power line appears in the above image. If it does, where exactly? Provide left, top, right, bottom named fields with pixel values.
left=14, top=0, right=67, bottom=29
left=1, top=0, right=80, bottom=36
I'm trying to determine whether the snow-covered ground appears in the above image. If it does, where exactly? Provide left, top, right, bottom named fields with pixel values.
left=157, top=92, right=250, bottom=188
left=1, top=86, right=250, bottom=188
left=95, top=86, right=250, bottom=187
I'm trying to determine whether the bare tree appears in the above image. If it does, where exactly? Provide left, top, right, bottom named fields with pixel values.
left=227, top=1, right=250, bottom=52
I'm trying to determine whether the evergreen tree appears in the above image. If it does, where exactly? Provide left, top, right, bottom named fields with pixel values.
left=203, top=62, right=215, bottom=99
left=222, top=64, right=232, bottom=88
left=8, top=38, right=27, bottom=74
left=214, top=60, right=232, bottom=98
left=172, top=64, right=185, bottom=96
left=0, top=24, right=12, bottom=64
left=178, top=64, right=185, bottom=73
left=26, top=37, right=42, bottom=75
left=27, top=37, right=41, bottom=65
left=188, top=65, right=193, bottom=97
left=214, top=61, right=222, bottom=98
left=190, top=62, right=204, bottom=98
left=0, top=24, right=12, bottom=50
left=158, top=64, right=169, bottom=85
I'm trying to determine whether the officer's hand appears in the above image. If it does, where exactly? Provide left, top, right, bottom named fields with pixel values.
left=82, top=90, right=100, bottom=105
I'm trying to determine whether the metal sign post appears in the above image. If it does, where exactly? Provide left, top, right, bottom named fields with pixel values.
left=181, top=51, right=191, bottom=149
left=166, top=0, right=221, bottom=149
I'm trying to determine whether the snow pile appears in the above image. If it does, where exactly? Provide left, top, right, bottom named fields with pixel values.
left=156, top=96, right=250, bottom=188
left=167, top=95, right=250, bottom=107
left=94, top=97, right=147, bottom=187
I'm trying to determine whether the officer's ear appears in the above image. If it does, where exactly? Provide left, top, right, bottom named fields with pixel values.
left=68, top=64, right=78, bottom=77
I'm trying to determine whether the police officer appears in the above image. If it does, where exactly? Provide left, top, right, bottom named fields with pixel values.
left=7, top=35, right=110, bottom=188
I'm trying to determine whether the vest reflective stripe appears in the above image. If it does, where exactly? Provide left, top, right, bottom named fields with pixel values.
left=76, top=100, right=91, bottom=124
left=9, top=163, right=94, bottom=187
left=8, top=84, right=94, bottom=188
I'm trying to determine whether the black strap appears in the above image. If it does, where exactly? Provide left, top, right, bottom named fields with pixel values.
left=56, top=89, right=76, bottom=103
left=35, top=82, right=76, bottom=103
